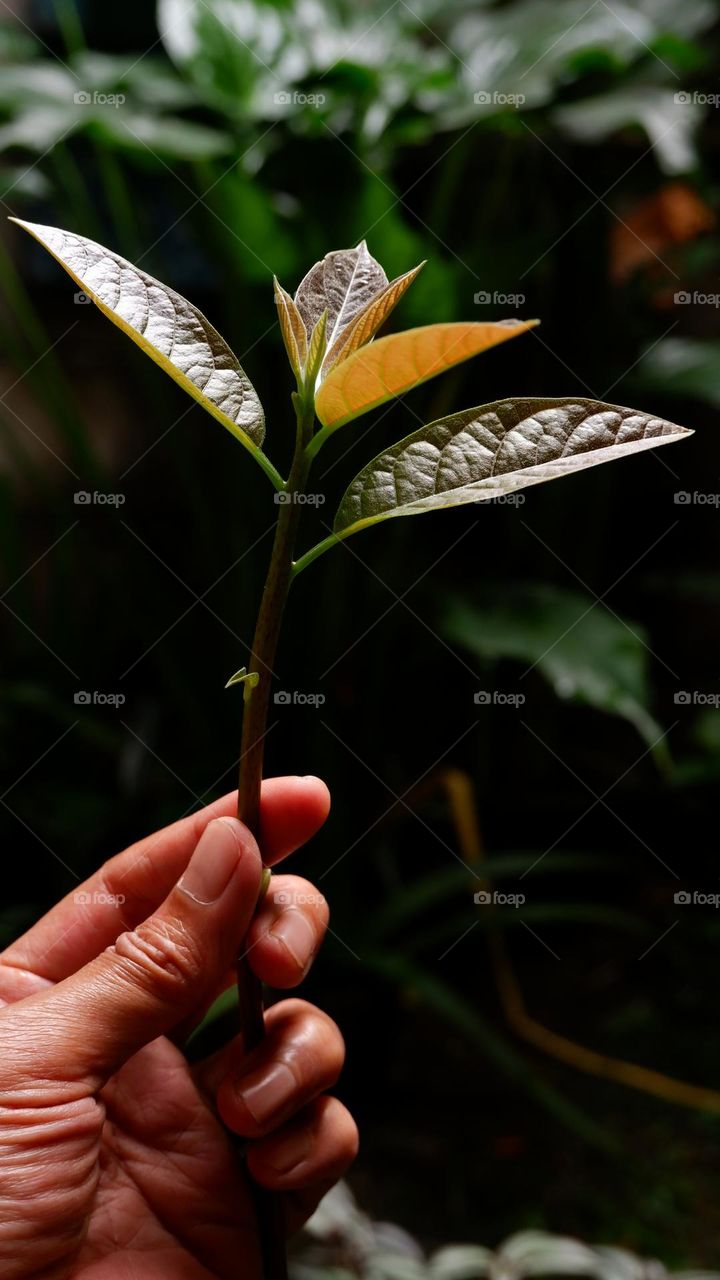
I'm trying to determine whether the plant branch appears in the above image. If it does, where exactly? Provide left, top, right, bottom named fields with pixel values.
left=237, top=398, right=314, bottom=826
left=234, top=390, right=315, bottom=1280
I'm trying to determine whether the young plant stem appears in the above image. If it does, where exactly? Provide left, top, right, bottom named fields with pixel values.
left=235, top=392, right=315, bottom=1280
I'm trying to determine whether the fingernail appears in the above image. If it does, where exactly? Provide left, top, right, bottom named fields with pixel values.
left=239, top=1061, right=296, bottom=1125
left=265, top=1123, right=313, bottom=1174
left=179, top=818, right=243, bottom=905
left=270, top=908, right=316, bottom=970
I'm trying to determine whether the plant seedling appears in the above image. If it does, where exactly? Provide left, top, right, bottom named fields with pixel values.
left=10, top=221, right=693, bottom=1280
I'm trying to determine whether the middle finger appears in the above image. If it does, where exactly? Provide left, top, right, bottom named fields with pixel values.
left=197, top=998, right=345, bottom=1139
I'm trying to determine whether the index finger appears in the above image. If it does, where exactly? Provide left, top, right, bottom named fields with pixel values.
left=1, top=776, right=330, bottom=986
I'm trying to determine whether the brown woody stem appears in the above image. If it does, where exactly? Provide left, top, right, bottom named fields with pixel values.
left=235, top=393, right=315, bottom=1280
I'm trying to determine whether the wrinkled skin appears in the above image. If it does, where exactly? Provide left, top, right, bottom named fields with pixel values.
left=0, top=777, right=357, bottom=1278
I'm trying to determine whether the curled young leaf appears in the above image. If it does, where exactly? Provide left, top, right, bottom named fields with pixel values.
left=334, top=397, right=692, bottom=536
left=225, top=667, right=260, bottom=702
left=294, top=241, right=388, bottom=357
left=303, top=310, right=328, bottom=388
left=11, top=219, right=272, bottom=471
left=274, top=276, right=307, bottom=378
left=322, top=261, right=425, bottom=374
left=315, top=320, right=538, bottom=432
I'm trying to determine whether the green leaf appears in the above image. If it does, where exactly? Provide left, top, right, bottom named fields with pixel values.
left=445, top=0, right=716, bottom=122
left=443, top=586, right=666, bottom=754
left=631, top=336, right=720, bottom=408
left=95, top=112, right=233, bottom=161
left=553, top=86, right=702, bottom=175
left=10, top=220, right=277, bottom=481
left=365, top=951, right=614, bottom=1150
left=334, top=397, right=692, bottom=535
left=158, top=0, right=295, bottom=117
left=0, top=106, right=81, bottom=153
left=225, top=666, right=260, bottom=702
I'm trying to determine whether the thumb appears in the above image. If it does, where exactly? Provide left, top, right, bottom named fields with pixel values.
left=7, top=817, right=262, bottom=1089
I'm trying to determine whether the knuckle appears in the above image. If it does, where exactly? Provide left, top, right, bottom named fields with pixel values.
left=266, top=1000, right=346, bottom=1088
left=298, top=1009, right=346, bottom=1085
left=111, top=915, right=202, bottom=994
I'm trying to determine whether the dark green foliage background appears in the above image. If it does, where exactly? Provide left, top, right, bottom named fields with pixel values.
left=2, top=0, right=720, bottom=1262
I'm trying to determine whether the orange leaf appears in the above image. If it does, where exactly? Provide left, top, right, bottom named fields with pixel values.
left=315, top=320, right=538, bottom=430
left=323, top=262, right=425, bottom=372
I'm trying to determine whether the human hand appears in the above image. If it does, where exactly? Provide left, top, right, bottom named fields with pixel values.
left=0, top=776, right=357, bottom=1278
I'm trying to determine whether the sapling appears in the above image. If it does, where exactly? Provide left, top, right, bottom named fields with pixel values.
left=10, top=221, right=692, bottom=1280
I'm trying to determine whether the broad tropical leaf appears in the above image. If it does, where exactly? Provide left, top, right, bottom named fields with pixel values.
left=11, top=219, right=268, bottom=460
left=443, top=586, right=667, bottom=755
left=322, top=261, right=425, bottom=373
left=274, top=276, right=307, bottom=377
left=316, top=321, right=538, bottom=431
left=334, top=397, right=692, bottom=534
left=294, top=241, right=388, bottom=354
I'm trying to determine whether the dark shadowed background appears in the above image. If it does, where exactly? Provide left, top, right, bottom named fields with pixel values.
left=2, top=0, right=720, bottom=1264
